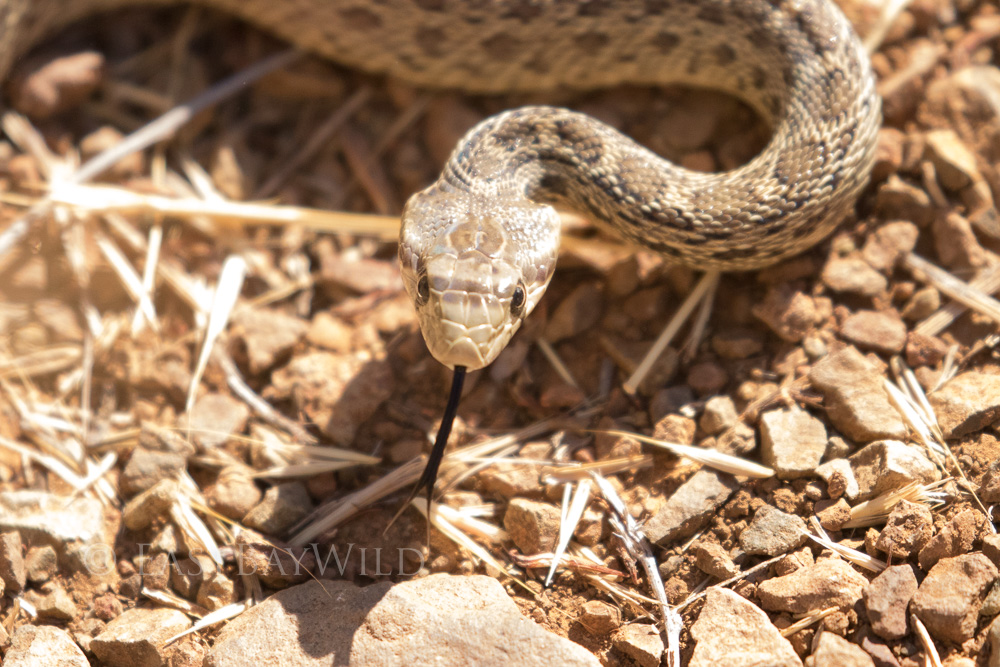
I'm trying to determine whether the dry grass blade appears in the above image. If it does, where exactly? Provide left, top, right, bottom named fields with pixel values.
left=164, top=600, right=254, bottom=645
left=624, top=270, right=719, bottom=395
left=545, top=479, right=592, bottom=586
left=596, top=429, right=774, bottom=478
left=541, top=455, right=652, bottom=481
left=0, top=346, right=83, bottom=380
left=94, top=231, right=159, bottom=331
left=186, top=255, right=245, bottom=414
left=844, top=480, right=948, bottom=529
left=808, top=517, right=886, bottom=573
left=915, top=263, right=1000, bottom=337
left=410, top=497, right=514, bottom=578
left=592, top=475, right=672, bottom=633
left=904, top=253, right=1000, bottom=325
left=779, top=606, right=838, bottom=637
left=536, top=338, right=581, bottom=389
left=170, top=500, right=223, bottom=566
left=142, top=587, right=209, bottom=617
left=911, top=614, right=944, bottom=667
left=49, top=182, right=400, bottom=240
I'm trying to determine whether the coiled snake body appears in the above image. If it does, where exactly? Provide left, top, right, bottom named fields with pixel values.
left=2, top=0, right=881, bottom=371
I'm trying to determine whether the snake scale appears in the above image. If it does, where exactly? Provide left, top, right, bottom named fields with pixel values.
left=1, top=0, right=880, bottom=371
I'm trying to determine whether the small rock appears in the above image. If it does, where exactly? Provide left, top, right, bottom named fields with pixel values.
left=902, top=287, right=940, bottom=321
left=171, top=554, right=217, bottom=599
left=917, top=509, right=987, bottom=571
left=875, top=500, right=934, bottom=560
left=752, top=285, right=820, bottom=342
left=266, top=352, right=394, bottom=445
left=988, top=615, right=1000, bottom=667
left=876, top=175, right=934, bottom=227
left=816, top=460, right=860, bottom=501
left=715, top=421, right=756, bottom=456
left=4, top=625, right=88, bottom=667
left=863, top=565, right=917, bottom=640
left=711, top=328, right=765, bottom=359
left=141, top=552, right=171, bottom=590
left=815, top=498, right=851, bottom=531
left=231, top=308, right=308, bottom=374
left=479, top=460, right=543, bottom=497
left=689, top=588, right=801, bottom=667
left=981, top=460, right=1000, bottom=503
left=849, top=440, right=939, bottom=501
left=810, top=632, right=874, bottom=667
left=700, top=396, right=739, bottom=435
left=197, top=570, right=237, bottom=611
left=808, top=347, right=907, bottom=442
left=25, top=544, right=57, bottom=583
left=905, top=332, right=948, bottom=368
left=861, top=221, right=919, bottom=272
left=821, top=257, right=887, bottom=297
left=9, top=51, right=105, bottom=119
left=235, top=530, right=318, bottom=587
left=204, top=466, right=262, bottom=521
left=687, top=362, right=728, bottom=395
left=692, top=540, right=739, bottom=579
left=306, top=312, right=355, bottom=352
left=924, top=129, right=982, bottom=191
left=760, top=409, right=827, bottom=479
left=545, top=282, right=604, bottom=342
left=0, top=491, right=108, bottom=575
left=613, top=624, right=663, bottom=667
left=120, top=448, right=186, bottom=497
left=911, top=553, right=997, bottom=644
left=0, top=531, right=26, bottom=593
left=503, top=499, right=561, bottom=555
left=36, top=583, right=78, bottom=621
left=739, top=505, right=808, bottom=556
left=579, top=600, right=621, bottom=635
left=776, top=547, right=815, bottom=576
left=840, top=310, right=907, bottom=355
left=93, top=592, right=124, bottom=622
left=929, top=372, right=1000, bottom=438
left=91, top=608, right=192, bottom=667
left=644, top=469, right=740, bottom=544
left=243, top=482, right=314, bottom=536
left=984, top=533, right=1000, bottom=567
left=933, top=212, right=986, bottom=270
left=122, top=479, right=179, bottom=531
left=859, top=632, right=901, bottom=667
left=757, top=558, right=868, bottom=614
left=187, top=393, right=250, bottom=448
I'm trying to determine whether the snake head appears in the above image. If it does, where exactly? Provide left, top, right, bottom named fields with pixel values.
left=400, top=186, right=560, bottom=370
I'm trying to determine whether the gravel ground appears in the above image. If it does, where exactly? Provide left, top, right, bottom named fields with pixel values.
left=2, top=1, right=1000, bottom=666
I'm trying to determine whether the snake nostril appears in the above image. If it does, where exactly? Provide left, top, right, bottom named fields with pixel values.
left=416, top=275, right=430, bottom=304
left=510, top=284, right=526, bottom=317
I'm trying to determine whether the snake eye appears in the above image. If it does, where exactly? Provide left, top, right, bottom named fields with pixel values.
left=416, top=275, right=430, bottom=305
left=510, top=284, right=526, bottom=317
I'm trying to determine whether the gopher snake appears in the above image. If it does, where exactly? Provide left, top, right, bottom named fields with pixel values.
left=2, top=0, right=880, bottom=371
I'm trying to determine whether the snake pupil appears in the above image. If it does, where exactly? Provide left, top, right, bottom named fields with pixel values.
left=416, top=275, right=430, bottom=303
left=510, top=285, right=526, bottom=317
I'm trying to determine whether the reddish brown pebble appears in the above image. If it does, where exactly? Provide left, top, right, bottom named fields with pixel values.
left=840, top=310, right=906, bottom=354
left=9, top=51, right=104, bottom=118
left=687, top=361, right=728, bottom=396
left=752, top=284, right=820, bottom=342
left=904, top=332, right=948, bottom=367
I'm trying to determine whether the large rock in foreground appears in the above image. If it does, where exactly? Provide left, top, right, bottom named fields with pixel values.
left=206, top=574, right=600, bottom=667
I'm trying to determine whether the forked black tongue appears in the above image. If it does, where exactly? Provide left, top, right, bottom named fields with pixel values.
left=388, top=366, right=466, bottom=545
